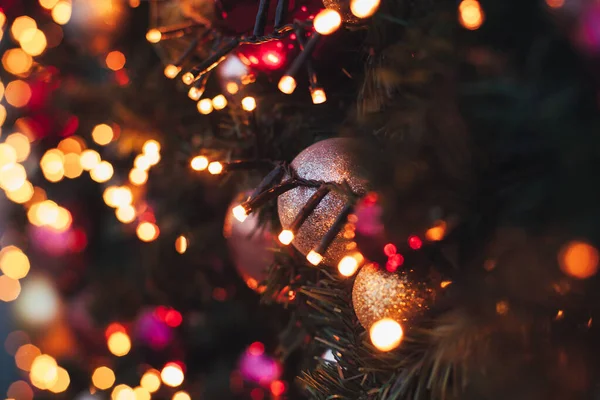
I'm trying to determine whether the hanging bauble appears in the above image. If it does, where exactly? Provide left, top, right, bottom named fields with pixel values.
left=224, top=192, right=274, bottom=291
left=322, top=0, right=362, bottom=24
left=352, top=263, right=436, bottom=331
left=278, top=138, right=369, bottom=267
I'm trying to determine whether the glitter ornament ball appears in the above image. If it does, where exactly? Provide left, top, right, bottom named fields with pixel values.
left=224, top=193, right=274, bottom=291
left=277, top=138, right=369, bottom=267
left=352, top=263, right=435, bottom=331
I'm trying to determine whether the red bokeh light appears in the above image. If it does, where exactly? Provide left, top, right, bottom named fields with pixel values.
left=270, top=380, right=286, bottom=396
left=408, top=235, right=423, bottom=250
left=383, top=243, right=397, bottom=257
left=105, top=322, right=126, bottom=339
left=250, top=388, right=264, bottom=400
left=248, top=341, right=265, bottom=356
left=164, top=310, right=183, bottom=327
left=386, top=254, right=404, bottom=272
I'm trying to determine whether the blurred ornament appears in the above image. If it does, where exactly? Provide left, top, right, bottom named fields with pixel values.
left=278, top=138, right=369, bottom=267
left=321, top=0, right=362, bottom=24
left=135, top=308, right=173, bottom=350
left=352, top=263, right=435, bottom=331
left=224, top=192, right=274, bottom=291
left=239, top=344, right=281, bottom=384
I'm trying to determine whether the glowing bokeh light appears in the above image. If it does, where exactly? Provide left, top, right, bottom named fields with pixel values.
left=212, top=94, right=228, bottom=110
left=20, top=29, right=47, bottom=56
left=5, top=80, right=32, bottom=107
left=173, top=391, right=191, bottom=400
left=459, top=0, right=484, bottom=30
left=92, top=366, right=116, bottom=390
left=160, top=363, right=184, bottom=387
left=190, top=155, right=209, bottom=171
left=106, top=51, right=126, bottom=71
left=0, top=246, right=30, bottom=280
left=278, top=75, right=296, bottom=94
left=0, top=275, right=21, bottom=302
left=207, top=161, right=223, bottom=175
left=241, top=96, right=257, bottom=111
left=226, top=81, right=239, bottom=94
left=133, top=386, right=150, bottom=400
left=197, top=98, right=213, bottom=115
left=2, top=48, right=33, bottom=75
left=175, top=235, right=188, bottom=254
left=63, top=153, right=83, bottom=178
left=310, top=87, right=327, bottom=104
left=232, top=205, right=248, bottom=223
left=0, top=143, right=17, bottom=166
left=313, top=9, right=342, bottom=35
left=0, top=105, right=6, bottom=126
left=39, top=0, right=60, bottom=9
left=92, top=124, right=114, bottom=145
left=48, top=367, right=70, bottom=393
left=52, top=1, right=72, bottom=25
left=90, top=161, right=114, bottom=182
left=0, top=163, right=27, bottom=191
left=134, top=154, right=151, bottom=171
left=142, top=140, right=160, bottom=155
left=306, top=250, right=323, bottom=266
left=11, top=17, right=37, bottom=43
left=14, top=276, right=59, bottom=326
left=137, top=222, right=159, bottom=242
left=6, top=132, right=31, bottom=161
left=107, top=331, right=131, bottom=357
left=369, top=318, right=403, bottom=352
left=337, top=253, right=363, bottom=277
left=187, top=86, right=203, bottom=100
left=164, top=64, right=181, bottom=79
left=112, top=384, right=135, bottom=400
left=350, top=0, right=380, bottom=18
left=146, top=151, right=160, bottom=166
left=29, top=354, right=58, bottom=389
left=140, top=369, right=161, bottom=393
left=14, top=344, right=41, bottom=371
left=146, top=29, right=161, bottom=43
left=58, top=136, right=85, bottom=154
left=560, top=241, right=599, bottom=279
left=7, top=380, right=33, bottom=400
left=6, top=180, right=34, bottom=204
left=116, top=205, right=136, bottom=224
left=79, top=149, right=101, bottom=171
left=129, top=168, right=148, bottom=185
left=278, top=230, right=294, bottom=245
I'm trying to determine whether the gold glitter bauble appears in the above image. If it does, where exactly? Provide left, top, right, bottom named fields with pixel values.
left=322, top=0, right=362, bottom=24
left=352, top=263, right=435, bottom=330
left=277, top=138, right=369, bottom=267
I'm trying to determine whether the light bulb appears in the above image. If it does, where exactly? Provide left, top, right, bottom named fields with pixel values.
left=306, top=250, right=323, bottom=266
left=370, top=318, right=403, bottom=352
left=190, top=156, right=209, bottom=171
left=181, top=72, right=195, bottom=85
left=310, top=87, right=327, bottom=104
left=188, top=86, right=204, bottom=101
left=207, top=161, right=223, bottom=175
left=313, top=9, right=342, bottom=35
left=278, top=75, right=297, bottom=94
left=146, top=29, right=161, bottom=43
left=197, top=98, right=213, bottom=115
left=164, top=64, right=181, bottom=79
left=232, top=205, right=248, bottom=223
left=338, top=253, right=363, bottom=277
left=241, top=96, right=256, bottom=111
left=212, top=94, right=227, bottom=110
left=350, top=0, right=381, bottom=18
left=278, top=230, right=294, bottom=245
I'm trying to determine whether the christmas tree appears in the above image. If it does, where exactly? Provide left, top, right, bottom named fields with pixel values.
left=1, top=0, right=600, bottom=399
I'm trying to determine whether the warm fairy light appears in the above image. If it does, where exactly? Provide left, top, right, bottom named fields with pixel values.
left=20, top=29, right=47, bottom=56
left=188, top=86, right=203, bottom=101
left=133, top=386, right=151, bottom=400
left=90, top=161, right=114, bottom=183
left=40, top=0, right=60, bottom=9
left=11, top=16, right=36, bottom=42
left=40, top=149, right=64, bottom=177
left=164, top=64, right=181, bottom=79
left=0, top=275, right=21, bottom=302
left=232, top=205, right=248, bottom=222
left=226, top=81, right=239, bottom=94
left=278, top=229, right=294, bottom=245
left=0, top=246, right=30, bottom=280
left=175, top=235, right=188, bottom=254
left=459, top=0, right=484, bottom=30
left=212, top=94, right=228, bottom=110
left=33, top=200, right=59, bottom=226
left=440, top=280, right=452, bottom=288
left=48, top=367, right=70, bottom=393
left=310, top=87, right=327, bottom=104
left=30, top=354, right=58, bottom=389
left=313, top=9, right=342, bottom=35
left=143, top=139, right=160, bottom=155
left=7, top=180, right=33, bottom=204
left=107, top=331, right=131, bottom=357
left=546, top=0, right=565, bottom=8
left=112, top=384, right=134, bottom=400
left=64, top=153, right=83, bottom=178
left=134, top=154, right=151, bottom=171
left=0, top=105, right=6, bottom=126
left=191, top=155, right=209, bottom=171
left=51, top=206, right=71, bottom=232
left=172, top=391, right=191, bottom=400
left=6, top=133, right=31, bottom=162
left=278, top=75, right=297, bottom=94
left=7, top=381, right=33, bottom=400
left=425, top=220, right=447, bottom=241
left=306, top=250, right=324, bottom=266
left=92, top=366, right=116, bottom=390
left=241, top=96, right=257, bottom=111
left=2, top=48, right=33, bottom=75
left=56, top=137, right=82, bottom=155
left=146, top=29, right=162, bottom=43
left=559, top=241, right=599, bottom=279
left=51, top=1, right=72, bottom=25
left=0, top=163, right=27, bottom=191
left=0, top=143, right=17, bottom=166
left=137, top=222, right=159, bottom=242
left=181, top=72, right=195, bottom=85
left=197, top=98, right=214, bottom=114
left=208, top=161, right=223, bottom=175
left=104, top=186, right=132, bottom=208
left=370, top=318, right=403, bottom=352
left=129, top=168, right=148, bottom=185
left=116, top=205, right=136, bottom=224
left=161, top=363, right=184, bottom=387
left=92, top=123, right=114, bottom=145
left=79, top=149, right=101, bottom=170
left=338, top=253, right=363, bottom=277
left=15, top=344, right=41, bottom=371
left=106, top=51, right=126, bottom=71
left=350, top=0, right=380, bottom=18
left=5, top=80, right=32, bottom=107
left=140, top=369, right=161, bottom=393
left=0, top=12, right=4, bottom=29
